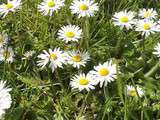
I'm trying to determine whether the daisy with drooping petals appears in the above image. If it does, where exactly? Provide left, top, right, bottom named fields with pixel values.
left=66, top=50, right=90, bottom=69
left=0, top=81, right=12, bottom=118
left=0, top=47, right=14, bottom=63
left=38, top=0, right=64, bottom=16
left=0, top=0, right=22, bottom=18
left=37, top=48, right=67, bottom=72
left=127, top=85, right=144, bottom=97
left=112, top=10, right=135, bottom=30
left=22, top=50, right=36, bottom=60
left=57, top=25, right=82, bottom=43
left=0, top=31, right=8, bottom=48
left=153, top=43, right=160, bottom=58
left=70, top=0, right=98, bottom=18
left=135, top=19, right=158, bottom=37
left=70, top=73, right=97, bottom=91
left=139, top=8, right=157, bottom=19
left=89, top=60, right=117, bottom=88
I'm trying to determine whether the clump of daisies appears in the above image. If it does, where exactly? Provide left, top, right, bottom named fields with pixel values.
left=127, top=85, right=144, bottom=97
left=112, top=8, right=160, bottom=38
left=38, top=0, right=65, bottom=16
left=0, top=0, right=22, bottom=18
left=70, top=0, right=99, bottom=18
left=0, top=81, right=12, bottom=118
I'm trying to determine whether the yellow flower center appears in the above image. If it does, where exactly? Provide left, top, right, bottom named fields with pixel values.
left=79, top=4, right=89, bottom=11
left=129, top=90, right=137, bottom=97
left=72, top=54, right=81, bottom=62
left=6, top=3, right=13, bottom=9
left=120, top=16, right=129, bottom=23
left=3, top=51, right=11, bottom=59
left=99, top=68, right=110, bottom=76
left=143, top=23, right=151, bottom=30
left=79, top=78, right=89, bottom=85
left=65, top=31, right=75, bottom=38
left=48, top=0, right=56, bottom=7
left=144, top=11, right=151, bottom=18
left=50, top=53, right=57, bottom=60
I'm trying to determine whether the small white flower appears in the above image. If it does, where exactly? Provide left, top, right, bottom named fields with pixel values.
left=0, top=31, right=8, bottom=48
left=70, top=73, right=97, bottom=91
left=0, top=0, right=22, bottom=18
left=0, top=81, right=12, bottom=118
left=37, top=48, right=67, bottom=72
left=153, top=43, right=160, bottom=58
left=22, top=50, right=36, bottom=60
left=57, top=25, right=82, bottom=43
left=112, top=10, right=135, bottom=30
left=66, top=50, right=90, bottom=69
left=0, top=47, right=14, bottom=63
left=139, top=8, right=157, bottom=19
left=89, top=60, right=117, bottom=87
left=38, top=0, right=64, bottom=16
left=127, top=85, right=144, bottom=97
left=135, top=19, right=158, bottom=37
left=70, top=0, right=98, bottom=18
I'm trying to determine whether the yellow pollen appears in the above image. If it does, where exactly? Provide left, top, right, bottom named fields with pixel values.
left=6, top=3, right=13, bottom=9
left=50, top=53, right=57, bottom=60
left=3, top=51, right=10, bottom=59
left=143, top=23, right=151, bottom=30
left=79, top=78, right=89, bottom=85
left=120, top=16, right=129, bottom=23
left=129, top=90, right=138, bottom=97
left=48, top=1, right=55, bottom=7
left=99, top=68, right=110, bottom=76
left=65, top=31, right=75, bottom=38
left=79, top=4, right=89, bottom=11
left=144, top=11, right=151, bottom=18
left=72, top=54, right=81, bottom=62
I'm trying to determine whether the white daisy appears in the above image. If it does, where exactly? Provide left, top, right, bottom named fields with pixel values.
left=38, top=0, right=64, bottom=16
left=89, top=60, right=116, bottom=87
left=22, top=50, right=36, bottom=60
left=0, top=31, right=8, bottom=48
left=135, top=19, right=158, bottom=37
left=70, top=73, right=97, bottom=91
left=0, top=47, right=14, bottom=63
left=0, top=0, right=22, bottom=18
left=37, top=48, right=67, bottom=72
left=112, top=10, right=135, bottom=30
left=127, top=85, right=144, bottom=97
left=0, top=81, right=12, bottom=118
left=57, top=25, right=82, bottom=43
left=66, top=50, right=90, bottom=69
left=70, top=0, right=98, bottom=18
left=153, top=43, right=160, bottom=58
left=139, top=8, right=157, bottom=19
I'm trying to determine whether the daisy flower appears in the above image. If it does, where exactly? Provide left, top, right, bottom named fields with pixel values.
left=139, top=8, right=157, bottom=19
left=0, top=47, right=14, bottom=63
left=0, top=31, right=8, bottom=48
left=66, top=50, right=90, bottom=69
left=153, top=43, right=160, bottom=58
left=127, top=85, right=144, bottom=97
left=135, top=19, right=158, bottom=37
left=57, top=25, right=82, bottom=43
left=22, top=50, right=36, bottom=60
left=89, top=60, right=117, bottom=87
left=0, top=0, right=22, bottom=18
left=0, top=81, right=12, bottom=118
left=70, top=0, right=98, bottom=18
left=37, top=48, right=67, bottom=72
left=70, top=73, right=97, bottom=91
left=112, top=10, right=135, bottom=30
left=38, top=0, right=64, bottom=16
